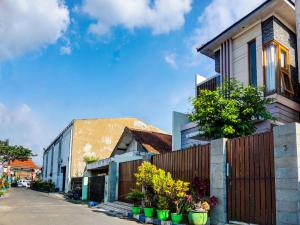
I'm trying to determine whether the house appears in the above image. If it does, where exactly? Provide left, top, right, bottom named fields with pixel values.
left=8, top=159, right=40, bottom=181
left=42, top=118, right=167, bottom=192
left=86, top=127, right=172, bottom=202
left=173, top=0, right=299, bottom=150
left=87, top=127, right=172, bottom=175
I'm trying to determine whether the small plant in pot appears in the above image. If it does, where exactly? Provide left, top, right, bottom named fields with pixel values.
left=126, top=189, right=144, bottom=215
left=152, top=169, right=174, bottom=221
left=156, top=195, right=170, bottom=221
left=135, top=162, right=158, bottom=218
left=188, top=196, right=218, bottom=225
left=170, top=180, right=189, bottom=224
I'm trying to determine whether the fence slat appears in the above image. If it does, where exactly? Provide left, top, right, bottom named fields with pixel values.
left=227, top=131, right=275, bottom=225
left=151, top=144, right=210, bottom=192
left=118, top=159, right=143, bottom=202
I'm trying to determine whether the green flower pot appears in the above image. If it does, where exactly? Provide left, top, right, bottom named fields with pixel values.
left=132, top=206, right=141, bottom=215
left=144, top=207, right=154, bottom=218
left=157, top=209, right=169, bottom=221
left=171, top=213, right=183, bottom=224
left=188, top=211, right=208, bottom=225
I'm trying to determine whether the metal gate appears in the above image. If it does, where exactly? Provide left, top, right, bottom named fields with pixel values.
left=226, top=131, right=275, bottom=225
left=88, top=176, right=105, bottom=202
left=70, top=177, right=82, bottom=198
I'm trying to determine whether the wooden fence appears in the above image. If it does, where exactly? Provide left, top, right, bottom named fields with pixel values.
left=226, top=131, right=275, bottom=225
left=152, top=144, right=210, bottom=187
left=118, top=159, right=143, bottom=202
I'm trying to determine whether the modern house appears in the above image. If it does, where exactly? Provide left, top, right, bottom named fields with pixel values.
left=42, top=118, right=167, bottom=192
left=173, top=0, right=299, bottom=150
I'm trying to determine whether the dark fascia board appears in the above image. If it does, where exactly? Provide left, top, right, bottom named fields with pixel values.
left=197, top=0, right=274, bottom=53
left=44, top=120, right=74, bottom=153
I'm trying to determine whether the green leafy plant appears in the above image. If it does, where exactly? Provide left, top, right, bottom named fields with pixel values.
left=0, top=140, right=33, bottom=162
left=83, top=152, right=99, bottom=164
left=135, top=162, right=158, bottom=207
left=126, top=189, right=144, bottom=207
left=169, top=180, right=189, bottom=214
left=0, top=189, right=5, bottom=197
left=189, top=79, right=275, bottom=139
left=31, top=180, right=55, bottom=192
left=156, top=195, right=169, bottom=210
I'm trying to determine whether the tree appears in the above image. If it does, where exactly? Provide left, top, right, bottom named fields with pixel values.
left=189, top=79, right=275, bottom=139
left=0, top=140, right=33, bottom=162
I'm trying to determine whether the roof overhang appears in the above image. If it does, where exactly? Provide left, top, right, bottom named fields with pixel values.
left=198, top=0, right=295, bottom=58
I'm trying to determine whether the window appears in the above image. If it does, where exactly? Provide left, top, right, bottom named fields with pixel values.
left=264, top=43, right=277, bottom=92
left=279, top=45, right=294, bottom=95
left=264, top=41, right=294, bottom=95
left=248, top=40, right=257, bottom=86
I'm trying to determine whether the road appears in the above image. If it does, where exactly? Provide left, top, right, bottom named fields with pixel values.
left=0, top=188, right=138, bottom=225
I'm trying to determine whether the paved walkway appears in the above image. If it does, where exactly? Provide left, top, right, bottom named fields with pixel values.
left=0, top=188, right=138, bottom=225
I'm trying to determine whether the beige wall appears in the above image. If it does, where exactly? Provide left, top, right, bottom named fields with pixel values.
left=232, top=23, right=263, bottom=87
left=70, top=118, right=166, bottom=177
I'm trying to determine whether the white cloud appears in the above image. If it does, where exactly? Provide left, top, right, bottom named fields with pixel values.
left=164, top=53, right=178, bottom=69
left=82, top=0, right=192, bottom=36
left=0, top=103, right=52, bottom=165
left=0, top=0, right=70, bottom=60
left=191, top=0, right=265, bottom=52
left=60, top=45, right=72, bottom=55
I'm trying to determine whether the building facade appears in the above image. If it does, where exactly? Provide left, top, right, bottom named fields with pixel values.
left=173, top=0, right=300, bottom=150
left=42, top=118, right=167, bottom=192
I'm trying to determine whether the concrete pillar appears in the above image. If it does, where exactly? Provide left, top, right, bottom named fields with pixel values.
left=210, top=138, right=227, bottom=225
left=273, top=123, right=300, bottom=225
left=108, top=162, right=118, bottom=202
left=81, top=176, right=88, bottom=201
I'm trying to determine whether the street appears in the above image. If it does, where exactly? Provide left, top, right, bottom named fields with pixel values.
left=0, top=188, right=138, bottom=225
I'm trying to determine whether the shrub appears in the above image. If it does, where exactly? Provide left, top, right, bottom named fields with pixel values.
left=126, top=189, right=144, bottom=207
left=0, top=190, right=5, bottom=197
left=31, top=180, right=55, bottom=192
left=135, top=162, right=158, bottom=207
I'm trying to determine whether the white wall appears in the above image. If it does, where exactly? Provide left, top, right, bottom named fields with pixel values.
left=42, top=125, right=72, bottom=192
left=232, top=23, right=263, bottom=86
left=126, top=140, right=137, bottom=152
left=172, top=111, right=190, bottom=151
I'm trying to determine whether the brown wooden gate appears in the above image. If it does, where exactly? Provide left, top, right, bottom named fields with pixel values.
left=118, top=159, right=143, bottom=202
left=226, top=131, right=275, bottom=225
left=88, top=176, right=105, bottom=202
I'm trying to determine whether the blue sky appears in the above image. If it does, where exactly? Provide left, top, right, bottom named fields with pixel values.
left=0, top=0, right=264, bottom=164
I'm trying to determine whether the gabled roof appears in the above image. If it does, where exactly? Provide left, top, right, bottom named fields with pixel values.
left=111, top=127, right=172, bottom=156
left=198, top=0, right=295, bottom=58
left=8, top=159, right=38, bottom=169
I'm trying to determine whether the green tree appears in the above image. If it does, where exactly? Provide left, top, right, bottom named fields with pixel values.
left=0, top=140, right=33, bottom=162
left=189, top=79, right=275, bottom=139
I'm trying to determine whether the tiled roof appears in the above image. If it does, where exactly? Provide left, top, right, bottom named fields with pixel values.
left=8, top=159, right=38, bottom=169
left=128, top=128, right=172, bottom=154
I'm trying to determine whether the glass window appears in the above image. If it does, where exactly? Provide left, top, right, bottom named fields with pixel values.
left=248, top=40, right=257, bottom=86
left=265, top=44, right=277, bottom=92
left=281, top=50, right=287, bottom=69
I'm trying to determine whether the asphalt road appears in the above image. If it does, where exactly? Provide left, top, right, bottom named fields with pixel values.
left=0, top=188, right=138, bottom=225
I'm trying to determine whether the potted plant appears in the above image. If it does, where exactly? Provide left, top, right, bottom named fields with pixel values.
left=169, top=180, right=189, bottom=224
left=152, top=169, right=174, bottom=221
left=188, top=196, right=218, bottom=225
left=143, top=192, right=155, bottom=218
left=156, top=195, right=170, bottom=221
left=135, top=162, right=158, bottom=218
left=126, top=189, right=144, bottom=215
